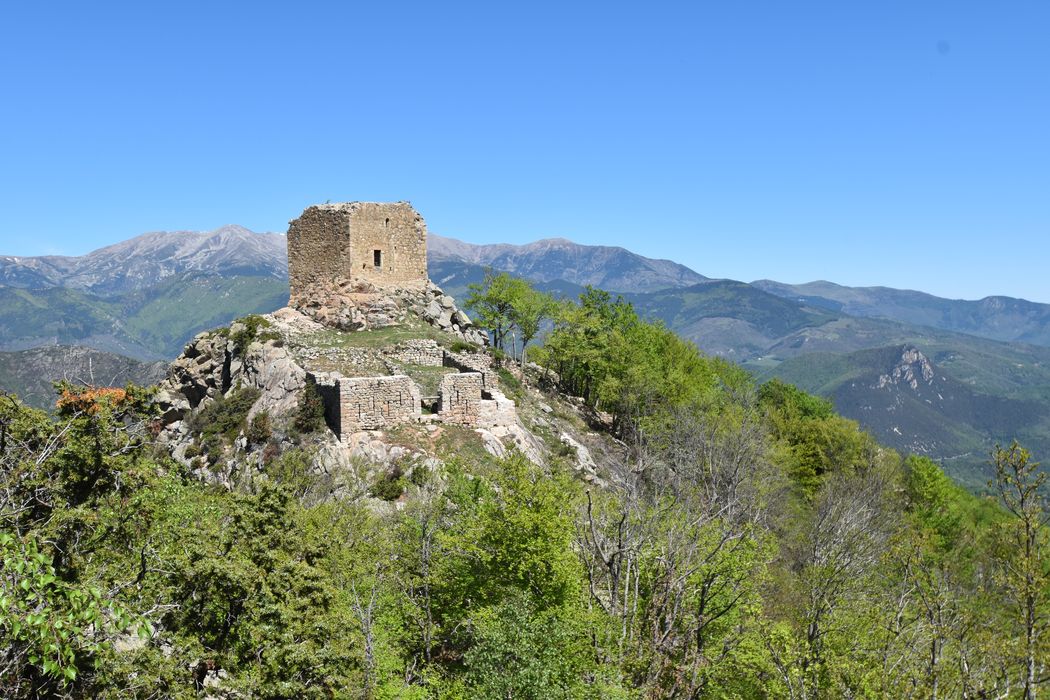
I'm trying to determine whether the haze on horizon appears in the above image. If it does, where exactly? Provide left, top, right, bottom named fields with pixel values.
left=0, top=1, right=1047, bottom=303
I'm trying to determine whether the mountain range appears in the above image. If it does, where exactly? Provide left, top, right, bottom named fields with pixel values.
left=3, top=225, right=1049, bottom=486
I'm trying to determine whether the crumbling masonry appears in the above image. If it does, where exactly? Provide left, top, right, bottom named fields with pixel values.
left=287, top=201, right=428, bottom=294
left=286, top=202, right=517, bottom=440
left=312, top=340, right=516, bottom=440
left=312, top=374, right=422, bottom=434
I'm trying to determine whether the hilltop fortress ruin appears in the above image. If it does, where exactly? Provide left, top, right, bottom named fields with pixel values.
left=288, top=201, right=429, bottom=295
left=281, top=201, right=515, bottom=442
left=153, top=200, right=580, bottom=487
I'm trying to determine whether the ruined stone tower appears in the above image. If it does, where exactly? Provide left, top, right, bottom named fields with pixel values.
left=287, top=201, right=428, bottom=295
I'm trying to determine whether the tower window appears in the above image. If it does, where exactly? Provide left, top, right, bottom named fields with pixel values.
left=373, top=249, right=382, bottom=267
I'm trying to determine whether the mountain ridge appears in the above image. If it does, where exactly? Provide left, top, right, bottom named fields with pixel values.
left=429, top=233, right=708, bottom=294
left=0, top=225, right=287, bottom=295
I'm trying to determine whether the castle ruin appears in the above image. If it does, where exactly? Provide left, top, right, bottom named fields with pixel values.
left=287, top=201, right=429, bottom=294
left=282, top=201, right=519, bottom=442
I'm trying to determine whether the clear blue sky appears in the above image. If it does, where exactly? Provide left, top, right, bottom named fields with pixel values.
left=1, top=1, right=1047, bottom=301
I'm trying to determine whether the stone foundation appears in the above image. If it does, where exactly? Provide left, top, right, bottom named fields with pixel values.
left=444, top=350, right=497, bottom=389
left=438, top=371, right=517, bottom=428
left=311, top=372, right=421, bottom=439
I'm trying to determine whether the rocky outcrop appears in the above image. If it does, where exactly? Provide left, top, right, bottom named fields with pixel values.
left=154, top=319, right=308, bottom=454
left=289, top=276, right=487, bottom=345
left=875, top=346, right=935, bottom=390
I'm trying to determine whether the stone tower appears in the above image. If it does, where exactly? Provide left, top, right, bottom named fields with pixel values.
left=287, top=201, right=428, bottom=296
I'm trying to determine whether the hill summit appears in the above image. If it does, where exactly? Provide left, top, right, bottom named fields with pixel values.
left=152, top=202, right=604, bottom=489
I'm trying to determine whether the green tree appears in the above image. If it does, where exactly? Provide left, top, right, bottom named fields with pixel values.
left=991, top=442, right=1049, bottom=699
left=465, top=271, right=521, bottom=352
left=507, top=283, right=556, bottom=366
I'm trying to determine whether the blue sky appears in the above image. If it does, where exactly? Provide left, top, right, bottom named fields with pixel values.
left=1, top=1, right=1047, bottom=301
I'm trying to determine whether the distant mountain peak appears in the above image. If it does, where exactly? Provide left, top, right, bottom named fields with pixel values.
left=1, top=225, right=288, bottom=295
left=428, top=233, right=707, bottom=294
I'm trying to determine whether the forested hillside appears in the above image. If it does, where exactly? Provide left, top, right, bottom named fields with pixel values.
left=2, top=276, right=1045, bottom=698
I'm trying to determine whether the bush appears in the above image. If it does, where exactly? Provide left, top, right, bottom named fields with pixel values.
left=295, top=379, right=327, bottom=434
left=449, top=339, right=479, bottom=354
left=188, top=386, right=262, bottom=449
left=372, top=465, right=405, bottom=501
left=246, top=411, right=272, bottom=445
left=231, top=315, right=278, bottom=353
left=409, top=460, right=431, bottom=487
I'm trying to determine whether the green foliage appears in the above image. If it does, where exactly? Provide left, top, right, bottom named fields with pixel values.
left=759, top=377, right=833, bottom=420
left=759, top=377, right=882, bottom=494
left=188, top=385, right=261, bottom=446
left=0, top=532, right=141, bottom=691
left=463, top=592, right=591, bottom=700
left=536, top=285, right=749, bottom=436
left=372, top=466, right=406, bottom=501
left=1, top=317, right=1046, bottom=698
left=230, top=314, right=279, bottom=353
left=295, top=377, right=327, bottom=434
left=246, top=410, right=272, bottom=445
left=448, top=340, right=478, bottom=354
left=465, top=270, right=556, bottom=361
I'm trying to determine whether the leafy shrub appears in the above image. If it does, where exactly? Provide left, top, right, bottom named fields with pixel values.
left=199, top=434, right=223, bottom=459
left=264, top=448, right=316, bottom=497
left=246, top=411, right=272, bottom=445
left=261, top=440, right=281, bottom=466
left=408, top=460, right=431, bottom=487
left=188, top=386, right=262, bottom=447
left=294, top=379, right=327, bottom=435
left=449, top=339, right=479, bottom=354
left=372, top=465, right=405, bottom=501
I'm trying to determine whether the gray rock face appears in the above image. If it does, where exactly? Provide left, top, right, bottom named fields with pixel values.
left=155, top=325, right=308, bottom=465
left=290, top=276, right=489, bottom=346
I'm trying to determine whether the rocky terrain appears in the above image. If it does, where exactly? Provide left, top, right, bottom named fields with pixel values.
left=152, top=285, right=608, bottom=498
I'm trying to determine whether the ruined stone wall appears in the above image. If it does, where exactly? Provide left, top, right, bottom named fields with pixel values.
left=287, top=201, right=428, bottom=299
left=310, top=373, right=343, bottom=436
left=476, top=390, right=518, bottom=428
left=444, top=351, right=496, bottom=389
left=388, top=339, right=445, bottom=367
left=339, top=375, right=421, bottom=434
left=287, top=206, right=354, bottom=297
left=438, top=372, right=484, bottom=426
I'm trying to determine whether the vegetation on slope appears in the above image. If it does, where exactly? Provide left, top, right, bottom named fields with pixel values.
left=2, top=280, right=1048, bottom=698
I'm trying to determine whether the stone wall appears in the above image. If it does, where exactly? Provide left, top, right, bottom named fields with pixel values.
left=340, top=375, right=421, bottom=434
left=287, top=201, right=428, bottom=297
left=388, top=339, right=445, bottom=367
left=309, top=372, right=421, bottom=439
left=444, top=350, right=496, bottom=389
left=310, top=373, right=343, bottom=436
left=438, top=372, right=484, bottom=426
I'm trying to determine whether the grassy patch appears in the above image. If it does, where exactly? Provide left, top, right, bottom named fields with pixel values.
left=496, top=367, right=526, bottom=403
left=435, top=425, right=501, bottom=470
left=231, top=314, right=279, bottom=353
left=402, top=364, right=459, bottom=397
